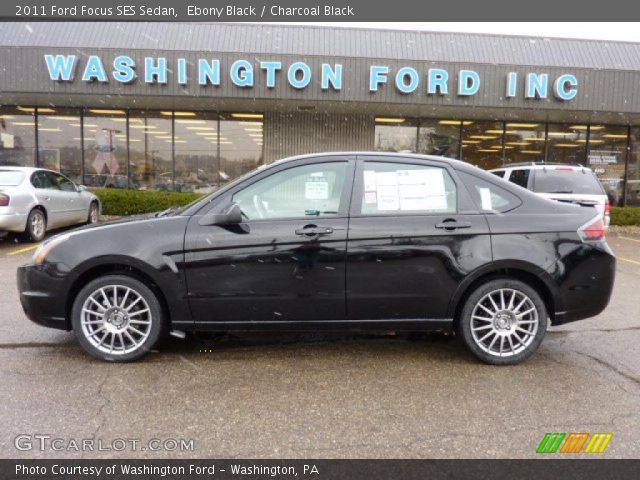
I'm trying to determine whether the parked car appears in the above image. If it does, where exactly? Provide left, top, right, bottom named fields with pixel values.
left=0, top=167, right=101, bottom=242
left=489, top=163, right=610, bottom=226
left=18, top=153, right=615, bottom=364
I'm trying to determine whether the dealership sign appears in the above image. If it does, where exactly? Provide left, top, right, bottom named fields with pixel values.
left=44, top=54, right=579, bottom=101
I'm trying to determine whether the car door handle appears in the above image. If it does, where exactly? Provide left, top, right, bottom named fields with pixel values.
left=295, top=226, right=334, bottom=236
left=435, top=219, right=473, bottom=230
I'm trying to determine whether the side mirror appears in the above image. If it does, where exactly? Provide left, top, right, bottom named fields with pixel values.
left=199, top=203, right=243, bottom=226
left=77, top=185, right=87, bottom=192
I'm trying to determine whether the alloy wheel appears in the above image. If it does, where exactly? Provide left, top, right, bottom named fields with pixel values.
left=80, top=285, right=153, bottom=355
left=470, top=288, right=539, bottom=357
left=31, top=212, right=45, bottom=239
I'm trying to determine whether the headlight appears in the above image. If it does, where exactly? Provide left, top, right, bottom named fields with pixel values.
left=33, top=234, right=70, bottom=265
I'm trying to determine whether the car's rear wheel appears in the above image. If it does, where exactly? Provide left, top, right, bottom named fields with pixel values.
left=458, top=278, right=547, bottom=365
left=24, top=208, right=46, bottom=242
left=71, top=275, right=163, bottom=362
left=87, top=202, right=99, bottom=225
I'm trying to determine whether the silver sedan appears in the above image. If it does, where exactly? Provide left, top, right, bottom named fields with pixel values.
left=0, top=167, right=100, bottom=242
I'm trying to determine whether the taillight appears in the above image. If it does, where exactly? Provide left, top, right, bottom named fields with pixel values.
left=604, top=198, right=611, bottom=216
left=0, top=194, right=9, bottom=207
left=578, top=215, right=606, bottom=242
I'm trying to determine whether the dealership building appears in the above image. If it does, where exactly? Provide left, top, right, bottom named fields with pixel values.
left=1, top=22, right=640, bottom=205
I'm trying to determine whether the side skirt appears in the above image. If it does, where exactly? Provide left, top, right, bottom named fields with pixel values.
left=172, top=318, right=454, bottom=332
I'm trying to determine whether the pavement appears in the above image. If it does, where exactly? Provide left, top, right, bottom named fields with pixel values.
left=0, top=228, right=638, bottom=459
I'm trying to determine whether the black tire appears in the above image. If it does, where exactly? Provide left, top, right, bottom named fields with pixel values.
left=458, top=278, right=547, bottom=365
left=87, top=201, right=99, bottom=225
left=71, top=275, right=164, bottom=362
left=24, top=208, right=46, bottom=242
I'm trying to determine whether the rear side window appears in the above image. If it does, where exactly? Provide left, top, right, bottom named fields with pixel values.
left=0, top=170, right=24, bottom=186
left=532, top=169, right=604, bottom=195
left=508, top=169, right=530, bottom=189
left=491, top=170, right=506, bottom=178
left=359, top=162, right=457, bottom=215
left=459, top=171, right=522, bottom=213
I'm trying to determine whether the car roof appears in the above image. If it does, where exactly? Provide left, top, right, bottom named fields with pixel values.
left=490, top=162, right=593, bottom=172
left=0, top=166, right=39, bottom=172
left=271, top=151, right=484, bottom=174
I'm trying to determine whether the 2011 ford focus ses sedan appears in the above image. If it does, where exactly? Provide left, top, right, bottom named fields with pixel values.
left=17, top=153, right=615, bottom=364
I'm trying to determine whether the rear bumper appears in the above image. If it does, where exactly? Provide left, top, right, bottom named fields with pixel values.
left=17, top=264, right=72, bottom=331
left=550, top=242, right=616, bottom=325
left=0, top=212, right=28, bottom=232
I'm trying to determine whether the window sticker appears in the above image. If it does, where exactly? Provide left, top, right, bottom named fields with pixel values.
left=397, top=169, right=448, bottom=211
left=479, top=187, right=493, bottom=210
left=305, top=174, right=329, bottom=200
left=375, top=171, right=400, bottom=210
left=364, top=191, right=377, bottom=204
left=364, top=170, right=377, bottom=191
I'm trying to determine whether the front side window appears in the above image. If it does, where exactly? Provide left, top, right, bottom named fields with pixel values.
left=459, top=171, right=521, bottom=213
left=233, top=162, right=347, bottom=220
left=359, top=162, right=457, bottom=215
left=50, top=172, right=76, bottom=192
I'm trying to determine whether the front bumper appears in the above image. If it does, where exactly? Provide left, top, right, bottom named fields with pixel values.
left=17, top=264, right=72, bottom=331
left=0, top=212, right=28, bottom=232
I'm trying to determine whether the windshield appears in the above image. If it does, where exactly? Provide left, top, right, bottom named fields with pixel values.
left=0, top=170, right=25, bottom=186
left=532, top=169, right=604, bottom=195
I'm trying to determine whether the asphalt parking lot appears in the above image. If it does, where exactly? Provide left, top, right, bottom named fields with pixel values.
left=0, top=229, right=639, bottom=459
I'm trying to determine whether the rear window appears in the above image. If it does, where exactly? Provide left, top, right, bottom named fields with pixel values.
left=532, top=169, right=604, bottom=195
left=459, top=171, right=522, bottom=213
left=0, top=170, right=25, bottom=186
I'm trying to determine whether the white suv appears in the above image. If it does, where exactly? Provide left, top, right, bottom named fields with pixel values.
left=489, top=163, right=610, bottom=226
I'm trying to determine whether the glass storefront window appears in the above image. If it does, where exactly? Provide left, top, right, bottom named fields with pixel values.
left=174, top=112, right=219, bottom=193
left=82, top=109, right=128, bottom=188
left=588, top=125, right=628, bottom=206
left=461, top=121, right=504, bottom=170
left=628, top=127, right=640, bottom=206
left=0, top=107, right=36, bottom=167
left=37, top=108, right=82, bottom=183
left=129, top=111, right=173, bottom=190
left=219, top=117, right=263, bottom=185
left=546, top=124, right=587, bottom=165
left=374, top=119, right=418, bottom=152
left=418, top=119, right=460, bottom=158
left=503, top=123, right=547, bottom=164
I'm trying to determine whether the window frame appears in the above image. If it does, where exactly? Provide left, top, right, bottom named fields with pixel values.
left=350, top=156, right=462, bottom=218
left=199, top=156, right=357, bottom=223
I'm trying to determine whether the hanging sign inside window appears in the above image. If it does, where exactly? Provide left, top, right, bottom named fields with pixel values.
left=363, top=168, right=448, bottom=211
left=305, top=172, right=329, bottom=200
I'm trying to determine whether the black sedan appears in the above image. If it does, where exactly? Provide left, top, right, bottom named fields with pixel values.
left=17, top=153, right=615, bottom=364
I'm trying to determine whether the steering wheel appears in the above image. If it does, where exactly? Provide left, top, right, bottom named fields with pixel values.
left=252, top=194, right=268, bottom=219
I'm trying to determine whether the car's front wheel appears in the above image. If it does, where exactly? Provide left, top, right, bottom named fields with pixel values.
left=458, top=278, right=547, bottom=365
left=71, top=275, right=163, bottom=362
left=87, top=202, right=99, bottom=225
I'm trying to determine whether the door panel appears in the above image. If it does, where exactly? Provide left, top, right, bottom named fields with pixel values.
left=346, top=214, right=491, bottom=319
left=184, top=158, right=354, bottom=324
left=346, top=159, right=492, bottom=320
left=184, top=218, right=348, bottom=322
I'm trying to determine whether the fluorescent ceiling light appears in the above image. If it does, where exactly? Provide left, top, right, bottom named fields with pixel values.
left=375, top=118, right=405, bottom=124
left=88, top=109, right=125, bottom=115
left=176, top=119, right=206, bottom=124
left=485, top=130, right=504, bottom=134
left=439, top=120, right=473, bottom=125
left=505, top=142, right=530, bottom=146
left=569, top=125, right=589, bottom=130
left=44, top=116, right=76, bottom=121
left=38, top=128, right=62, bottom=132
left=12, top=122, right=36, bottom=126
left=520, top=150, right=542, bottom=154
left=506, top=123, right=539, bottom=128
left=231, top=113, right=263, bottom=119
left=554, top=143, right=580, bottom=147
left=162, top=111, right=196, bottom=117
left=462, top=140, right=481, bottom=144
left=468, top=135, right=497, bottom=140
left=186, top=127, right=216, bottom=131
left=130, top=125, right=156, bottom=129
left=239, top=121, right=263, bottom=126
left=244, top=128, right=263, bottom=132
left=602, top=134, right=628, bottom=139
